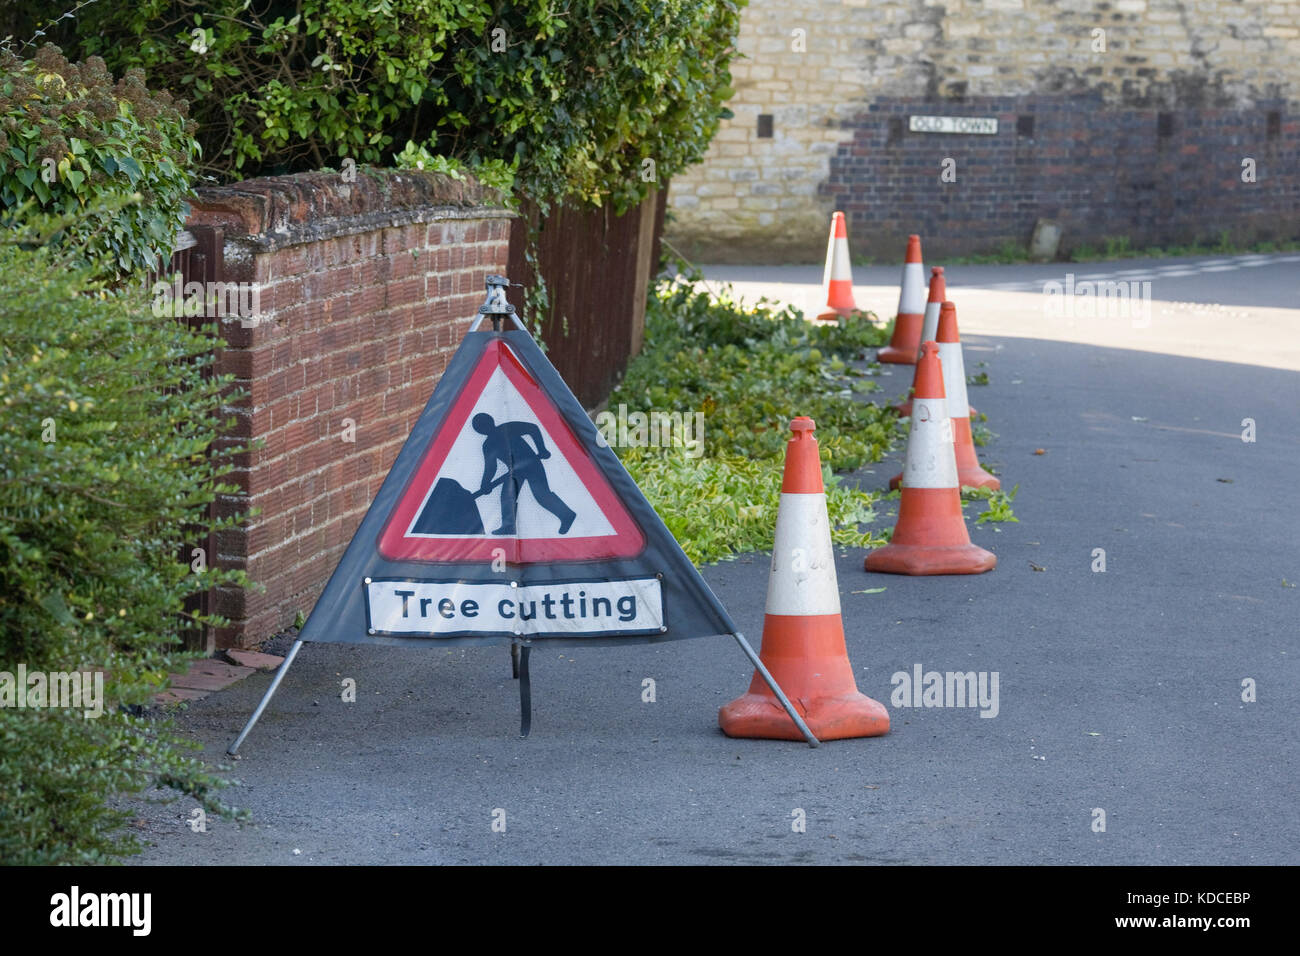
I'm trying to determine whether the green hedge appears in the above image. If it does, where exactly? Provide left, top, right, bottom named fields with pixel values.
left=0, top=239, right=247, bottom=863
left=68, top=0, right=743, bottom=210
left=0, top=44, right=198, bottom=279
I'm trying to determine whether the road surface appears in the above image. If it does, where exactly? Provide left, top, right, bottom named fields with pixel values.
left=127, top=252, right=1299, bottom=865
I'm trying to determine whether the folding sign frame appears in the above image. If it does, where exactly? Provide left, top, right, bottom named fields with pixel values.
left=228, top=276, right=817, bottom=752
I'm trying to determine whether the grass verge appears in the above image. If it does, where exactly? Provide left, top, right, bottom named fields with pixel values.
left=608, top=273, right=1017, bottom=564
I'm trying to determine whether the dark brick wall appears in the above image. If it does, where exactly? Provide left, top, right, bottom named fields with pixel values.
left=824, top=96, right=1300, bottom=260
left=504, top=187, right=666, bottom=410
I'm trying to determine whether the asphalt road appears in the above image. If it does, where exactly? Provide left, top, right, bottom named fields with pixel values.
left=128, top=252, right=1299, bottom=865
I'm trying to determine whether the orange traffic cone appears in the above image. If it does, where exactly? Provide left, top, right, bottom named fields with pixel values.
left=896, top=266, right=946, bottom=416
left=937, top=301, right=998, bottom=490
left=720, top=417, right=890, bottom=741
left=868, top=342, right=997, bottom=575
left=889, top=302, right=998, bottom=491
left=817, top=212, right=858, bottom=320
left=877, top=235, right=926, bottom=363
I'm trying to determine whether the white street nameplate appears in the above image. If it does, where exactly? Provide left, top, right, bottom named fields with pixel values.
left=908, top=115, right=999, bottom=135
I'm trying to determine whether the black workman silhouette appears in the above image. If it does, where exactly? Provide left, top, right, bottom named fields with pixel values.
left=473, top=413, right=576, bottom=535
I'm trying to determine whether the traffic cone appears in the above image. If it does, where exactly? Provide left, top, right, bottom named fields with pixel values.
left=817, top=212, right=858, bottom=320
left=889, top=302, right=998, bottom=491
left=895, top=266, right=946, bottom=416
left=868, top=343, right=997, bottom=575
left=720, top=417, right=890, bottom=741
left=937, top=301, right=998, bottom=490
left=877, top=235, right=926, bottom=363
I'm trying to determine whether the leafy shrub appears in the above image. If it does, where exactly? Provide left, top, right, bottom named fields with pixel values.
left=617, top=278, right=895, bottom=471
left=608, top=277, right=896, bottom=564
left=621, top=448, right=887, bottom=566
left=0, top=43, right=198, bottom=278
left=391, top=141, right=517, bottom=197
left=69, top=0, right=742, bottom=209
left=0, top=239, right=248, bottom=863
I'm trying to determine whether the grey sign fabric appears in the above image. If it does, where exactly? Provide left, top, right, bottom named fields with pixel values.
left=300, top=327, right=737, bottom=649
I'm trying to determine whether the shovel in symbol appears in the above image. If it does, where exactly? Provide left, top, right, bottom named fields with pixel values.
left=410, top=473, right=510, bottom=535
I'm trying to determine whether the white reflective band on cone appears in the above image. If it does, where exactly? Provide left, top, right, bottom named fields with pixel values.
left=822, top=228, right=838, bottom=291
left=938, top=340, right=970, bottom=418
left=916, top=301, right=942, bottom=358
left=902, top=398, right=958, bottom=489
left=898, top=262, right=927, bottom=313
left=827, top=239, right=853, bottom=281
left=765, top=493, right=841, bottom=616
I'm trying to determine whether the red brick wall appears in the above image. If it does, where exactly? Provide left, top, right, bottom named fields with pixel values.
left=185, top=170, right=513, bottom=648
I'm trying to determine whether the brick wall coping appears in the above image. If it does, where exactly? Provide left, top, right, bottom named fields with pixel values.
left=188, top=168, right=516, bottom=252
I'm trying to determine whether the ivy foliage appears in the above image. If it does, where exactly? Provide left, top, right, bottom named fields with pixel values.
left=0, top=43, right=198, bottom=279
left=71, top=0, right=744, bottom=210
left=390, top=140, right=518, bottom=197
left=0, top=230, right=250, bottom=863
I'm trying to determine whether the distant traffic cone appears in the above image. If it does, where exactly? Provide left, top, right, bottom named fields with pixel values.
left=937, top=301, right=998, bottom=490
left=868, top=343, right=997, bottom=575
left=817, top=212, right=858, bottom=320
left=877, top=235, right=926, bottom=363
left=895, top=266, right=946, bottom=416
left=720, top=417, right=890, bottom=741
left=889, top=301, right=998, bottom=490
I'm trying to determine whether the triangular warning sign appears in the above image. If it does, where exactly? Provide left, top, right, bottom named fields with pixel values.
left=298, top=323, right=736, bottom=647
left=228, top=282, right=819, bottom=751
left=378, top=338, right=644, bottom=564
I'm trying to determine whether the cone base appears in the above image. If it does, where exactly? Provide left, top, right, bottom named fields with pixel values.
left=864, top=542, right=997, bottom=576
left=817, top=307, right=856, bottom=321
left=957, top=466, right=1000, bottom=490
left=719, top=691, right=890, bottom=741
left=878, top=313, right=924, bottom=364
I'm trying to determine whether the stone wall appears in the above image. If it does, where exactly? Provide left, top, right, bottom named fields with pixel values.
left=667, top=0, right=1300, bottom=262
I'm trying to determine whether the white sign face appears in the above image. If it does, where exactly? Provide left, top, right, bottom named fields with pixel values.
left=366, top=578, right=665, bottom=636
left=405, top=366, right=616, bottom=541
left=908, top=115, right=999, bottom=135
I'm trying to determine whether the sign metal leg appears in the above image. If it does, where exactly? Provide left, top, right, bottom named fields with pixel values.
left=517, top=645, right=532, bottom=738
left=227, top=639, right=304, bottom=756
left=732, top=632, right=819, bottom=748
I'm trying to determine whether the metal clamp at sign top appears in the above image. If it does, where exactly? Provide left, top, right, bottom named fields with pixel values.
left=469, top=274, right=529, bottom=333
